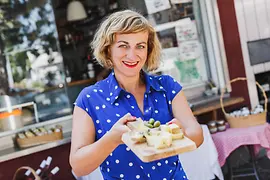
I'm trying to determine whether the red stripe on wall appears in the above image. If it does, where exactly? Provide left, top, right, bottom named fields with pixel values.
left=217, top=0, right=251, bottom=107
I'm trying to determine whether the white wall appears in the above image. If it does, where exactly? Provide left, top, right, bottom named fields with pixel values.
left=234, top=0, right=270, bottom=108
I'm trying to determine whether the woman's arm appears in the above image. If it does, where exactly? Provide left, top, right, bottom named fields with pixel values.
left=70, top=107, right=135, bottom=177
left=171, top=91, right=203, bottom=147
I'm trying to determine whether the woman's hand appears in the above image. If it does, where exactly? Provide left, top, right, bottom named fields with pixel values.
left=108, top=113, right=136, bottom=145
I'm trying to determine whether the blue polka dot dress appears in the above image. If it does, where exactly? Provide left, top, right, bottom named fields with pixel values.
left=75, top=71, right=188, bottom=180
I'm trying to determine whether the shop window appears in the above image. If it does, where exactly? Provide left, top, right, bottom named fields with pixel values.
left=0, top=0, right=72, bottom=127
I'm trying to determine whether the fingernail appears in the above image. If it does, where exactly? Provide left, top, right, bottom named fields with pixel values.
left=168, top=122, right=173, bottom=125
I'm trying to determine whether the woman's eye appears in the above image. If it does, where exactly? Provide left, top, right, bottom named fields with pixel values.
left=137, top=45, right=145, bottom=49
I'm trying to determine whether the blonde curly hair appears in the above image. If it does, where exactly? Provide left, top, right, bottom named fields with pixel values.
left=91, top=10, right=161, bottom=72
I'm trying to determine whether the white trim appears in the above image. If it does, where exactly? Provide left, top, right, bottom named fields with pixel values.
left=198, top=0, right=219, bottom=86
left=204, top=0, right=227, bottom=89
left=264, top=62, right=270, bottom=71
left=198, top=0, right=229, bottom=91
left=253, top=64, right=265, bottom=74
left=234, top=0, right=259, bottom=108
left=212, top=0, right=231, bottom=91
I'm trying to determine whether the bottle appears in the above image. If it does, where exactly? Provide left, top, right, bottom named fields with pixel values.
left=87, top=62, right=95, bottom=78
left=24, top=169, right=34, bottom=180
left=45, top=156, right=52, bottom=168
left=34, top=169, right=41, bottom=180
left=38, top=160, right=47, bottom=178
left=65, top=68, right=71, bottom=83
left=44, top=167, right=60, bottom=180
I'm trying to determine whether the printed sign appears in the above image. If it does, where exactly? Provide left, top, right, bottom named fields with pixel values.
left=144, top=0, right=171, bottom=14
left=178, top=40, right=201, bottom=61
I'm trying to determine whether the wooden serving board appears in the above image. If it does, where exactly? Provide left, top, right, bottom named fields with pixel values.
left=122, top=132, right=197, bottom=162
left=17, top=131, right=63, bottom=148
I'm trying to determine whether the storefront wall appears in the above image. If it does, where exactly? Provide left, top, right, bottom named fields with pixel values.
left=217, top=0, right=251, bottom=107
left=234, top=0, right=270, bottom=109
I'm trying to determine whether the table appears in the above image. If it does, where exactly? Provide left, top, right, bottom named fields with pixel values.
left=192, top=97, right=244, bottom=120
left=74, top=125, right=224, bottom=180
left=211, top=123, right=270, bottom=179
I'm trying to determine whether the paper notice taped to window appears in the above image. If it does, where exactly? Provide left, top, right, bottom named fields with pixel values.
left=144, top=0, right=171, bottom=14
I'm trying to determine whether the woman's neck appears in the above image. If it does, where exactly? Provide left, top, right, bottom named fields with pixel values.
left=114, top=71, right=144, bottom=93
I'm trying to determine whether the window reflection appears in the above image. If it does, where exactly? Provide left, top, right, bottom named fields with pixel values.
left=0, top=0, right=71, bottom=128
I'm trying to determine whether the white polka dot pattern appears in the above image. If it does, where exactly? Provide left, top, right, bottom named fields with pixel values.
left=75, top=72, right=185, bottom=180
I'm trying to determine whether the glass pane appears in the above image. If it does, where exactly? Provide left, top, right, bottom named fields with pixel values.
left=145, top=1, right=209, bottom=88
left=0, top=0, right=71, bottom=130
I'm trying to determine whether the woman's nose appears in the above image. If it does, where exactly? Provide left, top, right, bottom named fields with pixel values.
left=126, top=49, right=137, bottom=60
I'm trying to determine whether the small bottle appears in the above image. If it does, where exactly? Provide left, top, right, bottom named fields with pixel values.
left=44, top=167, right=60, bottom=180
left=46, top=156, right=52, bottom=168
left=87, top=62, right=95, bottom=78
left=24, top=169, right=34, bottom=180
left=35, top=168, right=41, bottom=180
left=38, top=160, right=47, bottom=178
left=65, top=69, right=71, bottom=83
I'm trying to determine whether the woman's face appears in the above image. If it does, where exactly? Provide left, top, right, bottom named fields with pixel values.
left=110, top=31, right=148, bottom=78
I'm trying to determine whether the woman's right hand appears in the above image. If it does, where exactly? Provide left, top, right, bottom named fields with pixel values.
left=108, top=113, right=136, bottom=145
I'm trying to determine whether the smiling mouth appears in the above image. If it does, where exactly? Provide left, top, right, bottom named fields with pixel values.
left=123, top=61, right=139, bottom=68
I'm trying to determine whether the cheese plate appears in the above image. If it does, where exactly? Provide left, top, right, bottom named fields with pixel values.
left=122, top=118, right=197, bottom=162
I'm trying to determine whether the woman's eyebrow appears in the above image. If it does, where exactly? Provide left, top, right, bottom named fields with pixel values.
left=116, top=41, right=147, bottom=45
left=137, top=42, right=147, bottom=45
left=117, top=40, right=129, bottom=44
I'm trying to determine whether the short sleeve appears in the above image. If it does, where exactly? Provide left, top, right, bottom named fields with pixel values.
left=74, top=87, right=93, bottom=117
left=162, top=75, right=182, bottom=101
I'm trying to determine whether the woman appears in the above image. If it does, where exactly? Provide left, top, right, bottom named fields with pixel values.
left=70, top=10, right=203, bottom=180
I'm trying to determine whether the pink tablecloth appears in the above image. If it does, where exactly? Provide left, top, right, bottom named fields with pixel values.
left=211, top=123, right=270, bottom=167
